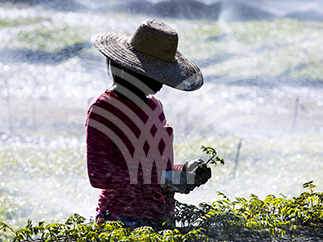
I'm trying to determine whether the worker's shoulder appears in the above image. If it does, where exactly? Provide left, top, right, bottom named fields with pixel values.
left=148, top=94, right=164, bottom=110
left=88, top=90, right=116, bottom=108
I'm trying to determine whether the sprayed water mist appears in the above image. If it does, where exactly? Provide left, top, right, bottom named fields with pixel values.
left=0, top=0, right=322, bottom=227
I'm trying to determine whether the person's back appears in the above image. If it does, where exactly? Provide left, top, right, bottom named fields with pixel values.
left=87, top=89, right=176, bottom=219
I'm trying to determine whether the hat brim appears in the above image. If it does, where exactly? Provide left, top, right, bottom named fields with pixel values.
left=91, top=32, right=203, bottom=91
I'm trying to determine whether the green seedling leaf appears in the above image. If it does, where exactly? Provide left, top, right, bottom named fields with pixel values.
left=200, top=145, right=225, bottom=169
left=302, top=180, right=314, bottom=189
left=0, top=222, right=13, bottom=232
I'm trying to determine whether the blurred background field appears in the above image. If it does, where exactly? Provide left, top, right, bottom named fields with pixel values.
left=0, top=0, right=323, bottom=234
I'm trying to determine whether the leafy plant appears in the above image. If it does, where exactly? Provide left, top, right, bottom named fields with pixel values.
left=1, top=182, right=322, bottom=241
left=1, top=214, right=206, bottom=242
left=200, top=145, right=225, bottom=167
left=173, top=181, right=323, bottom=241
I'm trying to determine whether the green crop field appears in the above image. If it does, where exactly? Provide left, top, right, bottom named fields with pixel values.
left=1, top=132, right=322, bottom=241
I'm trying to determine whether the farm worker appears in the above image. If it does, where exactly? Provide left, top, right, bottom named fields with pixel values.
left=86, top=19, right=211, bottom=231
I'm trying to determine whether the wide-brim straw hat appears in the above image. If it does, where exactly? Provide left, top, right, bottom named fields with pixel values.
left=91, top=19, right=203, bottom=91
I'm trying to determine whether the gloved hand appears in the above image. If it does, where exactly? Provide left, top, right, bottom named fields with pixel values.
left=160, top=171, right=198, bottom=194
left=194, top=164, right=211, bottom=186
left=183, top=159, right=212, bottom=186
left=160, top=164, right=211, bottom=194
left=183, top=159, right=204, bottom=172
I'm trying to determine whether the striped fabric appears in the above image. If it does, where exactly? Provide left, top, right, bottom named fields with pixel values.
left=86, top=90, right=183, bottom=219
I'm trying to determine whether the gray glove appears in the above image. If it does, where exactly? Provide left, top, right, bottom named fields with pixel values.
left=159, top=170, right=203, bottom=194
left=195, top=165, right=212, bottom=186
left=183, top=159, right=204, bottom=172
left=184, top=159, right=212, bottom=186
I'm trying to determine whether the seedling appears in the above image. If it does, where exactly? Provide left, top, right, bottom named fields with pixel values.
left=192, top=145, right=225, bottom=172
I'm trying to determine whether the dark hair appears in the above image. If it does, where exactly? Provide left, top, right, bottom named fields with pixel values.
left=107, top=58, right=154, bottom=84
left=106, top=58, right=163, bottom=94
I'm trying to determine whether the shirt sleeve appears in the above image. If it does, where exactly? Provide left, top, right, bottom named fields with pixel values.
left=173, top=164, right=184, bottom=171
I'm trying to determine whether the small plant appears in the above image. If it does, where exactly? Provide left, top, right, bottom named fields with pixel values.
left=199, top=145, right=225, bottom=168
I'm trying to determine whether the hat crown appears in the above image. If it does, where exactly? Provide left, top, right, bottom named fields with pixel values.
left=128, top=20, right=178, bottom=62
